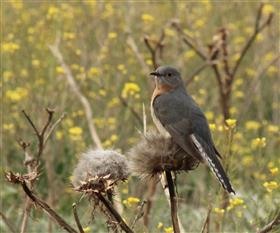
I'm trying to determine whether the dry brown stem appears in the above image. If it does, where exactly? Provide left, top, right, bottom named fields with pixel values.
left=165, top=171, right=180, bottom=233
left=5, top=172, right=78, bottom=233
left=72, top=203, right=84, bottom=233
left=257, top=211, right=280, bottom=233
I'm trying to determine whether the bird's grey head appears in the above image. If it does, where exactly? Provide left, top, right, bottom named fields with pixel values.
left=150, top=66, right=183, bottom=88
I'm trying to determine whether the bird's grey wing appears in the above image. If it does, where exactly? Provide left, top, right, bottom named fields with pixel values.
left=153, top=93, right=204, bottom=162
left=153, top=92, right=235, bottom=193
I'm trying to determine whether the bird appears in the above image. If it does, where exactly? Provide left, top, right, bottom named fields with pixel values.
left=150, top=65, right=235, bottom=194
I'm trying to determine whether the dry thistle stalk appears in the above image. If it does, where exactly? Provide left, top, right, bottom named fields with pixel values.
left=128, top=130, right=199, bottom=178
left=128, top=130, right=200, bottom=233
left=72, top=149, right=133, bottom=233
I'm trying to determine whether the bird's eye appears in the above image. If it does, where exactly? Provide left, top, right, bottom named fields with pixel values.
left=167, top=73, right=172, bottom=77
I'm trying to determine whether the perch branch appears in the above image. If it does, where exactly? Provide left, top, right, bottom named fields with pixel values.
left=72, top=203, right=84, bottom=233
left=96, top=193, right=134, bottom=233
left=165, top=171, right=180, bottom=233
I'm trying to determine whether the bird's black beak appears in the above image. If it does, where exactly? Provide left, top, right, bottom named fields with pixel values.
left=150, top=71, right=160, bottom=76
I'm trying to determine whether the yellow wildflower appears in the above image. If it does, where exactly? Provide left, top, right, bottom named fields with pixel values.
left=69, top=127, right=83, bottom=136
left=205, top=111, right=214, bottom=121
left=3, top=71, right=14, bottom=82
left=6, top=87, right=28, bottom=102
left=245, top=121, right=261, bottom=131
left=56, top=131, right=63, bottom=140
left=263, top=181, right=279, bottom=192
left=110, top=134, right=118, bottom=142
left=88, top=67, right=101, bottom=77
left=263, top=4, right=274, bottom=15
left=99, top=89, right=106, bottom=96
left=242, top=155, right=253, bottom=167
left=121, top=82, right=140, bottom=98
left=83, top=226, right=91, bottom=233
left=32, top=59, right=40, bottom=68
left=20, top=69, right=28, bottom=78
left=146, top=59, right=153, bottom=65
left=157, top=222, right=164, bottom=229
left=108, top=97, right=119, bottom=108
left=267, top=66, right=277, bottom=75
left=2, top=42, right=20, bottom=53
left=56, top=66, right=65, bottom=74
left=3, top=123, right=14, bottom=131
left=108, top=32, right=117, bottom=39
left=264, top=52, right=274, bottom=62
left=269, top=167, right=279, bottom=176
left=251, top=137, right=266, bottom=149
left=267, top=124, right=279, bottom=133
left=194, top=19, right=205, bottom=28
left=209, top=123, right=216, bottom=131
left=141, top=14, right=154, bottom=23
left=245, top=68, right=256, bottom=77
left=214, top=207, right=225, bottom=215
left=127, top=197, right=140, bottom=205
left=47, top=6, right=59, bottom=19
left=226, top=118, right=237, bottom=128
left=256, top=34, right=264, bottom=42
left=230, top=197, right=244, bottom=207
left=63, top=32, right=75, bottom=40
left=184, top=50, right=196, bottom=59
left=164, top=227, right=173, bottom=233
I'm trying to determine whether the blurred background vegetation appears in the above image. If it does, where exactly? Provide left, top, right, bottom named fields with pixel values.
left=1, top=1, right=279, bottom=232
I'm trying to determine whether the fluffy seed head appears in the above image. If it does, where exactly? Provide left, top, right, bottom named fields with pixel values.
left=72, top=149, right=129, bottom=192
left=128, top=130, right=199, bottom=178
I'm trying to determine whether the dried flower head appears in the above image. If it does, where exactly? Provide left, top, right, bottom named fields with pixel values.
left=72, top=149, right=129, bottom=193
left=128, top=130, right=199, bottom=178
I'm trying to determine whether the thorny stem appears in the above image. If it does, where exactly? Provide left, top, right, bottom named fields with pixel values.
left=96, top=193, right=134, bottom=233
left=72, top=203, right=84, bottom=233
left=165, top=171, right=180, bottom=233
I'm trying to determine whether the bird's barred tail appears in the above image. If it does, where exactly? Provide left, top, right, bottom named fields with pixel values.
left=191, top=134, right=235, bottom=194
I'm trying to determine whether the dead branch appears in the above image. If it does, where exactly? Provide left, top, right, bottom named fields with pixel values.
left=5, top=172, right=78, bottom=233
left=231, top=4, right=273, bottom=78
left=200, top=206, right=212, bottom=233
left=72, top=203, right=84, bottom=233
left=130, top=201, right=146, bottom=229
left=49, top=36, right=102, bottom=149
left=118, top=95, right=142, bottom=126
left=126, top=35, right=150, bottom=74
left=0, top=211, right=17, bottom=233
left=257, top=211, right=280, bottom=233
left=144, top=29, right=165, bottom=69
left=44, top=112, right=66, bottom=144
left=95, top=193, right=134, bottom=233
left=165, top=171, right=180, bottom=233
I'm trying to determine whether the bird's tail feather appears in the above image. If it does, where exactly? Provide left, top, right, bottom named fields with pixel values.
left=190, top=134, right=235, bottom=194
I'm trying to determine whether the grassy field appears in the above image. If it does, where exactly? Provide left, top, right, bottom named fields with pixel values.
left=1, top=1, right=280, bottom=233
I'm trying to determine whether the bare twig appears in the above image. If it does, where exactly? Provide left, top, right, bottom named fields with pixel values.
left=257, top=211, right=280, bottom=233
left=165, top=171, right=180, bottom=233
left=119, top=95, right=142, bottom=125
left=72, top=203, right=84, bottom=233
left=200, top=206, right=212, bottom=233
left=231, top=4, right=273, bottom=78
left=49, top=36, right=102, bottom=149
left=0, top=211, right=17, bottom=233
left=5, top=172, right=78, bottom=233
left=144, top=29, right=165, bottom=69
left=96, top=193, right=134, bottom=233
left=126, top=35, right=150, bottom=74
left=131, top=201, right=146, bottom=229
left=186, top=62, right=209, bottom=86
left=171, top=21, right=207, bottom=60
left=44, top=112, right=67, bottom=144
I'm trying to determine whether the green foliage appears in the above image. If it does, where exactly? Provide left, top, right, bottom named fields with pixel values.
left=2, top=1, right=279, bottom=232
